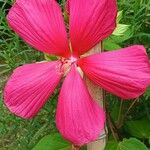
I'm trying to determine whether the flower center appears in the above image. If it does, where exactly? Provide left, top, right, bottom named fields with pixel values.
left=61, top=56, right=78, bottom=76
left=70, top=56, right=77, bottom=63
left=61, top=56, right=78, bottom=65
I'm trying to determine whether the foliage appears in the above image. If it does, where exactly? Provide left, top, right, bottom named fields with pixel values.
left=124, top=120, right=150, bottom=139
left=33, top=133, right=71, bottom=150
left=0, top=0, right=150, bottom=149
left=105, top=138, right=148, bottom=150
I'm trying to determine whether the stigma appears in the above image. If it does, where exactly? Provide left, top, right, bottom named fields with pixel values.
left=69, top=56, right=77, bottom=63
left=59, top=56, right=78, bottom=76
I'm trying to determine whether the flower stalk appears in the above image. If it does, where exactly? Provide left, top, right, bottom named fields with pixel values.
left=82, top=43, right=107, bottom=150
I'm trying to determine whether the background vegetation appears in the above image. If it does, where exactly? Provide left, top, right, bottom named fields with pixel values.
left=0, top=0, right=150, bottom=149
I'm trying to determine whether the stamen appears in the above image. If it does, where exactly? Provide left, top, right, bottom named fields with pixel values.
left=70, top=56, right=77, bottom=63
left=60, top=56, right=78, bottom=77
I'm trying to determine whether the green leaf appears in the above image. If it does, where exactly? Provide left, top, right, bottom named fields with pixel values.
left=105, top=140, right=118, bottom=150
left=32, top=133, right=71, bottom=150
left=124, top=120, right=150, bottom=139
left=44, top=54, right=58, bottom=61
left=81, top=146, right=87, bottom=150
left=144, top=87, right=150, bottom=97
left=111, top=101, right=120, bottom=121
left=111, top=28, right=133, bottom=43
left=113, top=24, right=130, bottom=36
left=117, top=11, right=123, bottom=23
left=105, top=138, right=148, bottom=150
left=103, top=38, right=121, bottom=50
left=64, top=11, right=69, bottom=24
left=120, top=138, right=148, bottom=150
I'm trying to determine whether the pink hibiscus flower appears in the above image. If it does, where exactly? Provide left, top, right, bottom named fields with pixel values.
left=4, top=0, right=150, bottom=146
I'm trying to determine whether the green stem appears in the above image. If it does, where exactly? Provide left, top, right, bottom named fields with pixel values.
left=117, top=98, right=138, bottom=128
left=107, top=110, right=120, bottom=142
left=117, top=100, right=124, bottom=126
left=125, top=98, right=138, bottom=116
left=144, top=102, right=150, bottom=120
left=104, top=92, right=121, bottom=142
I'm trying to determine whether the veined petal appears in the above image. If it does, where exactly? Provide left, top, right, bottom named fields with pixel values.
left=69, top=0, right=117, bottom=56
left=4, top=61, right=62, bottom=119
left=78, top=45, right=150, bottom=99
left=56, top=65, right=105, bottom=146
left=7, top=0, right=70, bottom=57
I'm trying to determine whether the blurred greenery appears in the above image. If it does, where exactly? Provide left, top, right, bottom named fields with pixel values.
left=0, top=0, right=150, bottom=149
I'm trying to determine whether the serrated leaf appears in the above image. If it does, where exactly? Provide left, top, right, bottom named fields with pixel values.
left=124, top=120, right=150, bottom=139
left=105, top=138, right=148, bottom=150
left=113, top=24, right=130, bottom=36
left=32, top=133, right=71, bottom=150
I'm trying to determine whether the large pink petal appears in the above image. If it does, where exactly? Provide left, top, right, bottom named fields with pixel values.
left=7, top=0, right=70, bottom=57
left=4, top=61, right=62, bottom=119
left=78, top=45, right=150, bottom=99
left=69, top=0, right=117, bottom=57
left=56, top=65, right=105, bottom=146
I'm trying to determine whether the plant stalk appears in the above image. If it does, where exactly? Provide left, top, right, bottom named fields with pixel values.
left=117, top=98, right=138, bottom=128
left=104, top=97, right=121, bottom=142
left=83, top=43, right=107, bottom=150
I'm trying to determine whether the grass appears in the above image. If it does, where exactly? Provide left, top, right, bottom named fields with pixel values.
left=0, top=91, right=58, bottom=150
left=0, top=0, right=150, bottom=149
left=117, top=0, right=150, bottom=49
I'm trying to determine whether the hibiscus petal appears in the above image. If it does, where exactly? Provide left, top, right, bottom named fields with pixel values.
left=78, top=45, right=150, bottom=99
left=7, top=0, right=70, bottom=57
left=56, top=65, right=105, bottom=146
left=69, top=0, right=117, bottom=56
left=4, top=61, right=62, bottom=118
